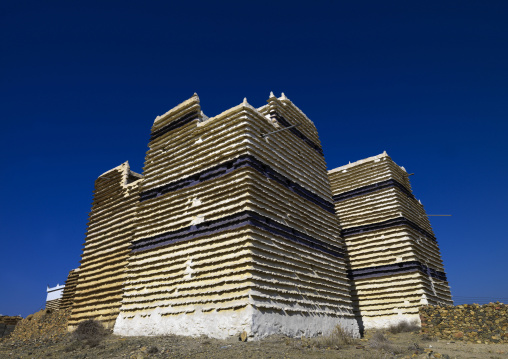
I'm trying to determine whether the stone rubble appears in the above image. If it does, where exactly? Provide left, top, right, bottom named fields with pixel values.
left=420, top=302, right=508, bottom=344
left=4, top=309, right=71, bottom=343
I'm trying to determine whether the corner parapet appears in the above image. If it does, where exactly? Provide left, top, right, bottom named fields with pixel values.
left=258, top=93, right=322, bottom=148
left=328, top=152, right=390, bottom=174
left=151, top=94, right=202, bottom=134
left=96, top=161, right=143, bottom=189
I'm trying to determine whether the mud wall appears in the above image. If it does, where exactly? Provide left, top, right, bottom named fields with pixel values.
left=69, top=163, right=142, bottom=329
left=115, top=94, right=358, bottom=339
left=328, top=153, right=452, bottom=330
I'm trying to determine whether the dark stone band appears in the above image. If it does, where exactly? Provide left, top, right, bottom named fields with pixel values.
left=150, top=111, right=200, bottom=142
left=131, top=210, right=344, bottom=258
left=269, top=111, right=324, bottom=156
left=348, top=261, right=447, bottom=281
left=341, top=217, right=436, bottom=241
left=333, top=179, right=415, bottom=203
left=139, top=154, right=336, bottom=214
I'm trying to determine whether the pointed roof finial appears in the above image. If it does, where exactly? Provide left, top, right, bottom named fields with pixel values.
left=269, top=91, right=275, bottom=98
left=243, top=97, right=248, bottom=104
left=281, top=92, right=287, bottom=100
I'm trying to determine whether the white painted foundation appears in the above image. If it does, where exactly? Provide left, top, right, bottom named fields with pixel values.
left=251, top=308, right=360, bottom=339
left=361, top=313, right=421, bottom=330
left=114, top=306, right=253, bottom=339
left=114, top=305, right=360, bottom=339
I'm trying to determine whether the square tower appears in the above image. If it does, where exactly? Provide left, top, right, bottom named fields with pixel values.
left=328, top=153, right=452, bottom=330
left=69, top=163, right=143, bottom=329
left=113, top=94, right=358, bottom=338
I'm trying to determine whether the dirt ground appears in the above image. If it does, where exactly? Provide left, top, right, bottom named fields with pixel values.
left=2, top=330, right=508, bottom=359
left=1, top=310, right=507, bottom=359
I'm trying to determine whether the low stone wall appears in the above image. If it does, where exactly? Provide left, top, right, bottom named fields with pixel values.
left=420, top=303, right=508, bottom=344
left=0, top=316, right=23, bottom=339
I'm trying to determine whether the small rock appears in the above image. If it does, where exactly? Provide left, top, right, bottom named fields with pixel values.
left=240, top=331, right=248, bottom=342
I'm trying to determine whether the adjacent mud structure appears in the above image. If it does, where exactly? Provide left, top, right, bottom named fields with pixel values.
left=63, top=93, right=451, bottom=338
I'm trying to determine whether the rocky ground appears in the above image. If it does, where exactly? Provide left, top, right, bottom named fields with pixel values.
left=420, top=303, right=508, bottom=344
left=1, top=310, right=508, bottom=359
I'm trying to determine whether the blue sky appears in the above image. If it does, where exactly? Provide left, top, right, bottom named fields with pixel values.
left=1, top=1, right=507, bottom=316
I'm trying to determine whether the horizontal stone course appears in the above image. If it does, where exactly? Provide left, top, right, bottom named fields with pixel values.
left=131, top=209, right=344, bottom=257
left=328, top=152, right=452, bottom=330
left=67, top=93, right=453, bottom=339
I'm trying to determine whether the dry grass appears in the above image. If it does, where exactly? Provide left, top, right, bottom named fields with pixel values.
left=420, top=333, right=436, bottom=341
left=72, top=319, right=109, bottom=347
left=306, top=325, right=357, bottom=349
left=386, top=319, right=420, bottom=334
left=147, top=345, right=159, bottom=354
left=368, top=330, right=403, bottom=354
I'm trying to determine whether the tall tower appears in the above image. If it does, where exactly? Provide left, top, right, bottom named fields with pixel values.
left=113, top=94, right=358, bottom=338
left=328, top=153, right=452, bottom=330
left=69, top=163, right=142, bottom=329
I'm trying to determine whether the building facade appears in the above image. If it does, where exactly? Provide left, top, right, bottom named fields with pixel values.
left=65, top=93, right=451, bottom=337
left=329, top=153, right=453, bottom=329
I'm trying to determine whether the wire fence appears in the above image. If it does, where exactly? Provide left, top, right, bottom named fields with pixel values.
left=452, top=296, right=508, bottom=305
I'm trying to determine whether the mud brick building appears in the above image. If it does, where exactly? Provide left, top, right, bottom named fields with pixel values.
left=64, top=93, right=452, bottom=338
left=329, top=153, right=452, bottom=329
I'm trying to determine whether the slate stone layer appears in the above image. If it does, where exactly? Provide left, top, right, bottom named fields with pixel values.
left=131, top=209, right=344, bottom=257
left=342, top=217, right=436, bottom=242
left=140, top=154, right=335, bottom=213
left=348, top=261, right=447, bottom=281
left=333, top=178, right=415, bottom=202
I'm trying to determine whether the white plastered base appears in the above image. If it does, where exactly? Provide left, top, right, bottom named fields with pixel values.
left=361, top=313, right=421, bottom=330
left=114, top=306, right=253, bottom=339
left=252, top=308, right=360, bottom=339
left=114, top=305, right=360, bottom=340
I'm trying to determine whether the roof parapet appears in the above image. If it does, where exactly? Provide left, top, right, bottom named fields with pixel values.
left=328, top=151, right=390, bottom=173
left=153, top=93, right=201, bottom=128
